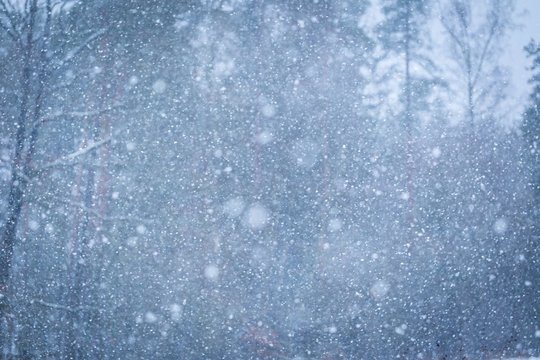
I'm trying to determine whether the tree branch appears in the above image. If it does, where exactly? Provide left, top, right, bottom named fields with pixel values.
left=440, top=15, right=466, bottom=57
left=0, top=0, right=22, bottom=43
left=33, top=104, right=124, bottom=130
left=54, top=27, right=109, bottom=70
left=471, top=17, right=498, bottom=89
left=38, top=129, right=121, bottom=170
left=30, top=299, right=105, bottom=313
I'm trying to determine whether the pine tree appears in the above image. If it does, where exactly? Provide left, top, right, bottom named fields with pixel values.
left=377, top=0, right=432, bottom=128
left=520, top=40, right=540, bottom=350
left=523, top=40, right=540, bottom=199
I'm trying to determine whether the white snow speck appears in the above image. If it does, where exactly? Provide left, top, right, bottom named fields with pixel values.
left=45, top=224, right=54, bottom=234
left=204, top=264, right=220, bottom=281
left=328, top=325, right=337, bottom=334
left=493, top=218, right=507, bottom=234
left=29, top=220, right=39, bottom=231
left=244, top=203, right=270, bottom=230
left=255, top=130, right=274, bottom=145
left=126, top=141, right=136, bottom=151
left=370, top=280, right=390, bottom=299
left=261, top=104, right=276, bottom=117
left=221, top=3, right=234, bottom=12
left=129, top=75, right=139, bottom=85
left=290, top=138, right=320, bottom=168
left=127, top=237, right=137, bottom=247
left=431, top=147, right=441, bottom=158
left=328, top=218, right=342, bottom=232
left=174, top=20, right=189, bottom=30
left=152, top=79, right=167, bottom=93
left=170, top=304, right=182, bottom=322
left=144, top=311, right=158, bottom=323
left=223, top=197, right=245, bottom=218
left=136, top=224, right=147, bottom=235
left=213, top=60, right=234, bottom=78
left=394, top=324, right=407, bottom=335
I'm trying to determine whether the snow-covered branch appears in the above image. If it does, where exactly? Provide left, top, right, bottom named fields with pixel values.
left=30, top=299, right=105, bottom=313
left=54, top=27, right=109, bottom=69
left=33, top=104, right=124, bottom=129
left=44, top=137, right=111, bottom=168
left=38, top=128, right=123, bottom=171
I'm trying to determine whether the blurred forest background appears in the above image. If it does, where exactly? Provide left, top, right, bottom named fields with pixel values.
left=1, top=0, right=540, bottom=359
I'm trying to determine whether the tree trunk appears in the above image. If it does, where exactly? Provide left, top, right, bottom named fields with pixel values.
left=0, top=2, right=38, bottom=355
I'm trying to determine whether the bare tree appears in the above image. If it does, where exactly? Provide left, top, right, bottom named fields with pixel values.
left=0, top=0, right=110, bottom=355
left=440, top=0, right=514, bottom=133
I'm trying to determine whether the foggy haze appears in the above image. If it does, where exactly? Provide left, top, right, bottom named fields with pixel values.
left=1, top=0, right=540, bottom=359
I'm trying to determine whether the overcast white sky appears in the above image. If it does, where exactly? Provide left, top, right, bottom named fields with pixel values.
left=504, top=0, right=540, bottom=109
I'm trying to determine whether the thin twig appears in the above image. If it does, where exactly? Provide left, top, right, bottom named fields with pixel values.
left=38, top=128, right=123, bottom=170
left=54, top=27, right=109, bottom=70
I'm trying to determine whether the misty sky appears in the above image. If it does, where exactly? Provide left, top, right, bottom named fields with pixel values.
left=504, top=0, right=540, bottom=108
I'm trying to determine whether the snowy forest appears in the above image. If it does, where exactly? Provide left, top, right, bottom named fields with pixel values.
left=1, top=0, right=540, bottom=358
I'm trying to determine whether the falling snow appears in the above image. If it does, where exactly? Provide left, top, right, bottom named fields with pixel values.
left=244, top=203, right=271, bottom=230
left=0, top=0, right=539, bottom=359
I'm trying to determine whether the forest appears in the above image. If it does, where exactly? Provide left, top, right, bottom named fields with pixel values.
left=1, top=0, right=540, bottom=359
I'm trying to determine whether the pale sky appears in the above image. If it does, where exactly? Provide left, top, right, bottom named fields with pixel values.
left=504, top=0, right=540, bottom=109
